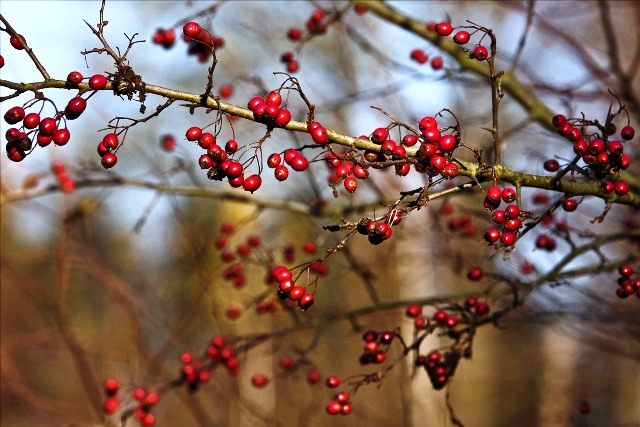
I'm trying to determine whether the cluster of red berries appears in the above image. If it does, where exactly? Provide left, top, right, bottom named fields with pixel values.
left=325, top=152, right=369, bottom=193
left=186, top=126, right=262, bottom=193
left=4, top=106, right=72, bottom=162
left=272, top=265, right=315, bottom=310
left=616, top=264, right=639, bottom=299
left=416, top=349, right=460, bottom=390
left=482, top=185, right=521, bottom=247
left=552, top=114, right=633, bottom=196
left=248, top=90, right=292, bottom=128
left=51, top=161, right=75, bottom=193
left=266, top=148, right=310, bottom=182
left=356, top=215, right=398, bottom=245
left=279, top=51, right=299, bottom=73
left=97, top=132, right=119, bottom=169
left=405, top=116, right=461, bottom=178
left=181, top=21, right=224, bottom=63
left=151, top=27, right=176, bottom=49
left=463, top=296, right=490, bottom=317
left=447, top=214, right=477, bottom=238
left=433, top=22, right=488, bottom=61
left=409, top=48, right=444, bottom=70
left=359, top=329, right=394, bottom=365
left=325, top=390, right=353, bottom=416
left=101, top=379, right=160, bottom=427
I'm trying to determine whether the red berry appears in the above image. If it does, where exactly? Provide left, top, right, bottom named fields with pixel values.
left=53, top=128, right=71, bottom=146
left=326, top=400, right=342, bottom=415
left=10, top=34, right=27, bottom=50
left=273, top=165, right=289, bottom=181
left=102, top=133, right=119, bottom=150
left=453, top=30, right=470, bottom=44
left=486, top=186, right=502, bottom=202
left=65, top=97, right=87, bottom=120
left=287, top=27, right=302, bottom=40
left=310, top=126, right=328, bottom=144
left=4, top=106, right=25, bottom=125
left=613, top=180, right=628, bottom=196
left=251, top=374, right=269, bottom=388
left=23, top=113, right=41, bottom=129
left=484, top=228, right=500, bottom=243
left=275, top=108, right=291, bottom=127
left=103, top=378, right=120, bottom=395
left=435, top=22, right=453, bottom=36
left=242, top=174, right=262, bottom=193
left=224, top=139, right=238, bottom=154
left=500, top=231, right=516, bottom=246
left=467, top=266, right=483, bottom=281
left=620, top=125, right=635, bottom=140
left=501, top=188, right=516, bottom=203
left=430, top=56, right=443, bottom=70
left=265, top=91, right=282, bottom=106
left=371, top=127, right=389, bottom=144
left=102, top=396, right=120, bottom=414
left=186, top=126, right=202, bottom=141
left=64, top=71, right=82, bottom=85
left=472, top=45, right=488, bottom=60
left=183, top=21, right=202, bottom=38
left=562, top=198, right=578, bottom=212
left=298, top=293, right=314, bottom=310
left=219, top=84, right=233, bottom=98
left=290, top=155, right=309, bottom=171
left=89, top=74, right=108, bottom=90
left=101, top=152, right=118, bottom=169
left=402, top=134, right=418, bottom=147
left=325, top=376, right=340, bottom=388
left=343, top=176, right=358, bottom=193
left=544, top=159, right=560, bottom=172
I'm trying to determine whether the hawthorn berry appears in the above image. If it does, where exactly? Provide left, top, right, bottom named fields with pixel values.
left=371, top=127, right=389, bottom=144
left=325, top=376, right=340, bottom=388
left=435, top=22, right=453, bottom=36
left=467, top=266, right=484, bottom=281
left=10, top=34, right=27, bottom=50
left=242, top=174, right=262, bottom=193
left=453, top=30, right=470, bottom=44
left=23, top=113, right=41, bottom=129
left=38, top=117, right=57, bottom=135
left=101, top=153, right=118, bottom=169
left=183, top=21, right=202, bottom=38
left=544, top=159, right=560, bottom=172
left=53, top=128, right=71, bottom=146
left=484, top=228, right=500, bottom=243
left=251, top=374, right=269, bottom=388
left=186, top=126, right=202, bottom=141
left=290, top=155, right=309, bottom=171
left=276, top=108, right=291, bottom=127
left=219, top=84, right=233, bottom=98
left=65, top=97, right=87, bottom=120
left=613, top=180, right=628, bottom=196
left=562, top=198, right=578, bottom=212
left=620, top=125, right=635, bottom=140
left=89, top=74, right=108, bottom=90
left=486, top=186, right=502, bottom=202
left=430, top=56, right=443, bottom=70
left=492, top=209, right=506, bottom=224
left=472, top=45, right=488, bottom=60
left=310, top=126, right=328, bottom=144
left=344, top=176, right=358, bottom=193
left=4, top=106, right=25, bottom=125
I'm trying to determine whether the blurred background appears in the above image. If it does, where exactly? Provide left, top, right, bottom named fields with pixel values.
left=1, top=1, right=639, bottom=426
